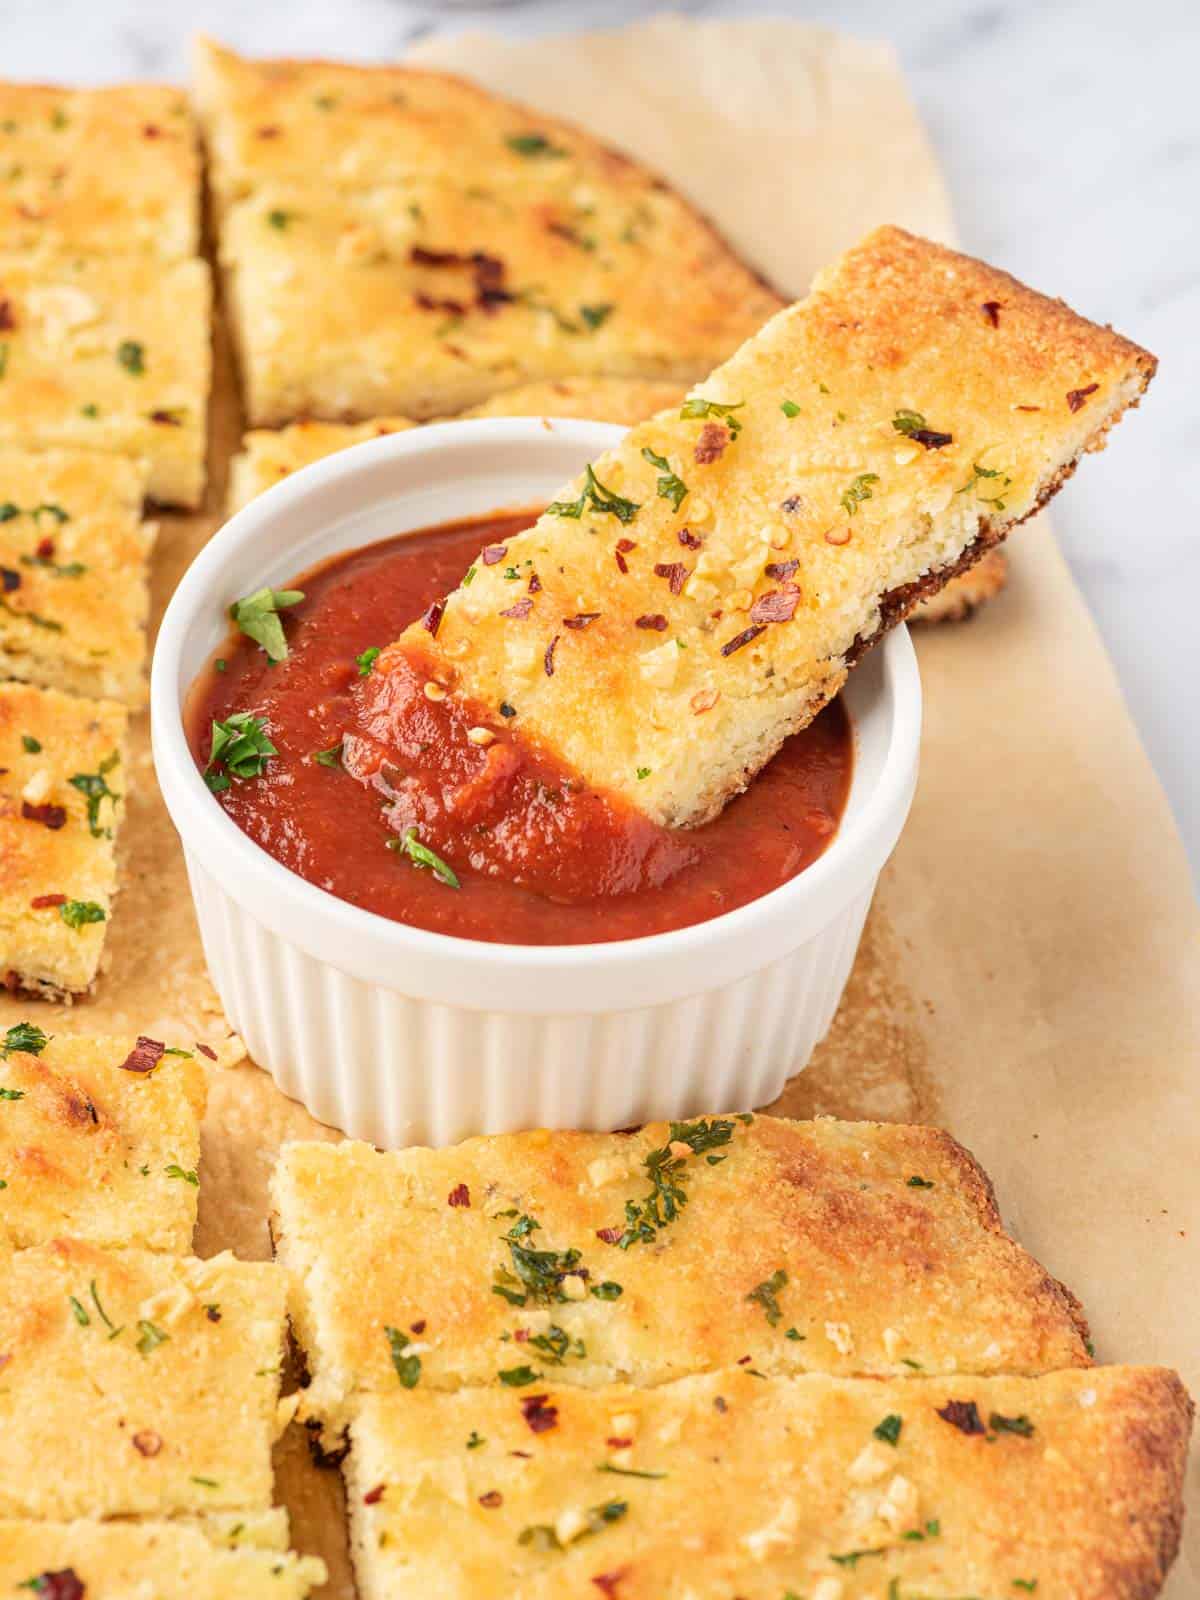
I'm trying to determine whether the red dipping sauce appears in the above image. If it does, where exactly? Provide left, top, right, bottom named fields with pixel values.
left=187, top=512, right=853, bottom=945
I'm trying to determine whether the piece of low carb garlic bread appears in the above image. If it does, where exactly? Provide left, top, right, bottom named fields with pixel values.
left=373, top=226, right=1153, bottom=827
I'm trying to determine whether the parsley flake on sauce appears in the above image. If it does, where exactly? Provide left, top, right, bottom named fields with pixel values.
left=356, top=645, right=381, bottom=676
left=640, top=446, right=688, bottom=512
left=230, top=585, right=305, bottom=663
left=546, top=464, right=640, bottom=526
left=388, top=826, right=460, bottom=889
left=384, top=1325, right=422, bottom=1388
left=205, top=712, right=277, bottom=791
left=311, top=742, right=342, bottom=769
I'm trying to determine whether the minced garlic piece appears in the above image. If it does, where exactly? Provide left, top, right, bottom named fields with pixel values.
left=825, top=1321, right=854, bottom=1356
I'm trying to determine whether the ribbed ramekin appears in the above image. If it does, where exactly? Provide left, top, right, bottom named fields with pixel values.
left=152, top=420, right=920, bottom=1148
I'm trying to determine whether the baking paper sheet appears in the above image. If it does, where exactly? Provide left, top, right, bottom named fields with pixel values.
left=2, top=16, right=1194, bottom=1593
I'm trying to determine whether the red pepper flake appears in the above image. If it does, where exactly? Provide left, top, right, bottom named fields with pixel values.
left=1, top=567, right=20, bottom=592
left=448, top=1183, right=470, bottom=1208
left=937, top=1398, right=986, bottom=1436
left=907, top=426, right=954, bottom=450
left=510, top=1449, right=532, bottom=1458
left=422, top=598, right=445, bottom=637
left=694, top=422, right=729, bottom=464
left=25, top=1572, right=83, bottom=1600
left=206, top=1305, right=222, bottom=1322
left=614, top=536, right=637, bottom=576
left=596, top=1226, right=623, bottom=1244
left=764, top=559, right=798, bottom=581
left=410, top=1319, right=426, bottom=1334
left=132, top=1429, right=162, bottom=1457
left=22, top=801, right=66, bottom=830
left=142, top=123, right=161, bottom=139
left=543, top=635, right=559, bottom=676
left=256, top=124, right=281, bottom=138
left=605, top=1436, right=633, bottom=1449
left=0, top=300, right=15, bottom=332
left=30, top=893, right=66, bottom=909
left=981, top=300, right=1002, bottom=327
left=195, top=1042, right=217, bottom=1061
left=528, top=572, right=542, bottom=594
left=36, top=537, right=55, bottom=560
left=592, top=1569, right=630, bottom=1597
left=749, top=588, right=799, bottom=624
left=481, top=544, right=508, bottom=565
left=118, top=1036, right=166, bottom=1075
left=1015, top=404, right=1041, bottom=413
left=520, top=1393, right=559, bottom=1434
left=720, top=624, right=766, bottom=657
left=514, top=1327, right=530, bottom=1342
left=479, top=1490, right=503, bottom=1508
left=563, top=613, right=601, bottom=630
left=653, top=561, right=688, bottom=595
left=415, top=292, right=466, bottom=316
left=1067, top=382, right=1099, bottom=413
left=737, top=1355, right=752, bottom=1366
left=363, top=1483, right=386, bottom=1505
left=500, top=597, right=533, bottom=619
left=635, top=614, right=668, bottom=631
left=149, top=409, right=182, bottom=426
left=713, top=1395, right=728, bottom=1413
left=677, top=527, right=701, bottom=549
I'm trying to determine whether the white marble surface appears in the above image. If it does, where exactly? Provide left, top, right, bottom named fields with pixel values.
left=6, top=0, right=1198, bottom=885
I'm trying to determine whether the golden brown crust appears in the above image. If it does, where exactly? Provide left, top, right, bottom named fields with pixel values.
left=0, top=1030, right=206, bottom=1251
left=227, top=416, right=415, bottom=512
left=0, top=1241, right=287, bottom=1519
left=0, top=683, right=129, bottom=996
left=457, top=377, right=688, bottom=426
left=345, top=1365, right=1192, bottom=1600
left=913, top=547, right=1008, bottom=623
left=0, top=450, right=155, bottom=702
left=388, top=226, right=1154, bottom=826
left=271, top=1115, right=1091, bottom=1433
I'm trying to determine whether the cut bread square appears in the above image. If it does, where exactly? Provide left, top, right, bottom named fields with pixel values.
left=343, top=1365, right=1191, bottom=1600
left=227, top=416, right=415, bottom=512
left=0, top=251, right=211, bottom=507
left=0, top=1025, right=206, bottom=1251
left=0, top=683, right=129, bottom=997
left=217, top=181, right=781, bottom=426
left=0, top=81, right=199, bottom=259
left=0, top=449, right=156, bottom=702
left=0, top=1242, right=288, bottom=1519
left=271, top=1116, right=1090, bottom=1433
left=0, top=1518, right=326, bottom=1599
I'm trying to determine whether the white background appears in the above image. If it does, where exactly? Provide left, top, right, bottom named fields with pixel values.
left=6, top=0, right=1198, bottom=888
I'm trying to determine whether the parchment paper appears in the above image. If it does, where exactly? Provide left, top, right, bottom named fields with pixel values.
left=2, top=17, right=1194, bottom=1595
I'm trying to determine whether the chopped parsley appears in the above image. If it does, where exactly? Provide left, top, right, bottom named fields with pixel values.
left=840, top=472, right=879, bottom=516
left=68, top=750, right=120, bottom=837
left=388, top=826, right=459, bottom=889
left=230, top=585, right=305, bottom=663
left=607, top=1118, right=736, bottom=1249
left=829, top=1546, right=885, bottom=1570
left=1, top=1023, right=47, bottom=1058
left=311, top=742, right=342, bottom=768
left=902, top=1518, right=941, bottom=1542
left=164, top=1163, right=199, bottom=1186
left=68, top=1295, right=90, bottom=1326
left=636, top=767, right=651, bottom=781
left=205, top=712, right=276, bottom=791
left=958, top=461, right=1012, bottom=510
left=466, top=1430, right=486, bottom=1450
left=20, top=551, right=86, bottom=577
left=590, top=1280, right=623, bottom=1300
left=989, top=1411, right=1035, bottom=1437
left=527, top=1324, right=586, bottom=1366
left=893, top=409, right=954, bottom=449
left=21, top=735, right=41, bottom=753
left=498, top=1363, right=539, bottom=1387
left=116, top=340, right=145, bottom=376
left=136, top=1319, right=169, bottom=1356
left=747, top=1268, right=787, bottom=1327
left=596, top=1462, right=666, bottom=1480
left=506, top=132, right=566, bottom=159
left=546, top=464, right=640, bottom=526
left=89, top=1279, right=120, bottom=1335
left=0, top=501, right=68, bottom=525
left=873, top=1412, right=903, bottom=1446
left=780, top=399, right=802, bottom=418
left=640, top=446, right=688, bottom=512
left=356, top=645, right=381, bottom=676
left=384, top=1324, right=422, bottom=1388
left=266, top=208, right=293, bottom=230
left=906, top=1174, right=935, bottom=1189
left=0, top=1087, right=25, bottom=1101
left=580, top=303, right=613, bottom=331
left=461, top=565, right=477, bottom=588
left=680, top=397, right=744, bottom=438
left=493, top=1213, right=582, bottom=1307
left=1012, top=1581, right=1038, bottom=1593
left=60, top=900, right=105, bottom=930
left=517, top=1499, right=626, bottom=1550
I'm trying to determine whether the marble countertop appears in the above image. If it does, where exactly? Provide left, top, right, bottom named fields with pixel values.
left=8, top=0, right=1198, bottom=886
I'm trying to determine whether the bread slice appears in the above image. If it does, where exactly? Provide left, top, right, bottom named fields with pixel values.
left=0, top=81, right=199, bottom=259
left=217, top=180, right=782, bottom=426
left=456, top=376, right=689, bottom=426
left=0, top=1241, right=287, bottom=1519
left=0, top=251, right=211, bottom=507
left=0, top=1027, right=206, bottom=1251
left=912, top=545, right=1009, bottom=624
left=0, top=449, right=155, bottom=702
left=271, top=1116, right=1090, bottom=1434
left=0, top=1519, right=326, bottom=1598
left=343, top=1364, right=1190, bottom=1600
left=228, top=415, right=415, bottom=513
left=0, top=683, right=128, bottom=997
left=372, top=226, right=1154, bottom=827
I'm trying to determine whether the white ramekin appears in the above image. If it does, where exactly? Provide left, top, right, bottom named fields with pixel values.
left=152, top=420, right=921, bottom=1149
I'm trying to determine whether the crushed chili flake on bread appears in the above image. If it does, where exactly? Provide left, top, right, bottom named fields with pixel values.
left=271, top=1117, right=1090, bottom=1433
left=0, top=1518, right=326, bottom=1598
left=0, top=683, right=129, bottom=998
left=0, top=1241, right=288, bottom=1519
left=343, top=1365, right=1190, bottom=1600
left=375, top=226, right=1153, bottom=826
left=0, top=450, right=155, bottom=703
left=0, top=1028, right=205, bottom=1251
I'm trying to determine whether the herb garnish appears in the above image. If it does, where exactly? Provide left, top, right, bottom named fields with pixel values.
left=356, top=646, right=380, bottom=676
left=547, top=464, right=640, bottom=526
left=384, top=1324, right=422, bottom=1388
left=466, top=1431, right=486, bottom=1450
left=68, top=1295, right=90, bottom=1325
left=266, top=208, right=293, bottom=230
left=388, top=826, right=459, bottom=889
left=498, top=1363, right=539, bottom=1387
left=596, top=1462, right=666, bottom=1480
left=69, top=750, right=120, bottom=837
left=1, top=1023, right=47, bottom=1058
left=230, top=586, right=305, bottom=663
left=907, top=1174, right=935, bottom=1188
left=1012, top=1580, right=1038, bottom=1592
left=606, top=1118, right=736, bottom=1249
left=640, top=447, right=688, bottom=512
left=829, top=1546, right=886, bottom=1569
left=0, top=1087, right=24, bottom=1101
left=311, top=743, right=342, bottom=768
left=89, top=1279, right=120, bottom=1336
left=518, top=1500, right=627, bottom=1550
left=840, top=472, right=879, bottom=516
left=580, top=303, right=613, bottom=331
left=20, top=552, right=86, bottom=577
left=21, top=735, right=41, bottom=753
left=60, top=900, right=105, bottom=930
left=781, top=400, right=801, bottom=417
left=506, top=132, right=566, bottom=159
left=958, top=462, right=1011, bottom=510
left=205, top=712, right=276, bottom=792
left=136, top=1319, right=169, bottom=1356
left=747, top=1268, right=787, bottom=1326
left=493, top=1214, right=582, bottom=1307
left=873, top=1412, right=903, bottom=1446
left=680, top=398, right=744, bottom=438
left=527, top=1324, right=586, bottom=1365
left=892, top=409, right=953, bottom=449
left=116, top=340, right=145, bottom=376
left=0, top=501, right=69, bottom=525
left=989, top=1411, right=1035, bottom=1437
left=164, top=1163, right=199, bottom=1186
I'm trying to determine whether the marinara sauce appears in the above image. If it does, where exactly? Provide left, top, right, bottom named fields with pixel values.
left=186, top=512, right=853, bottom=945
